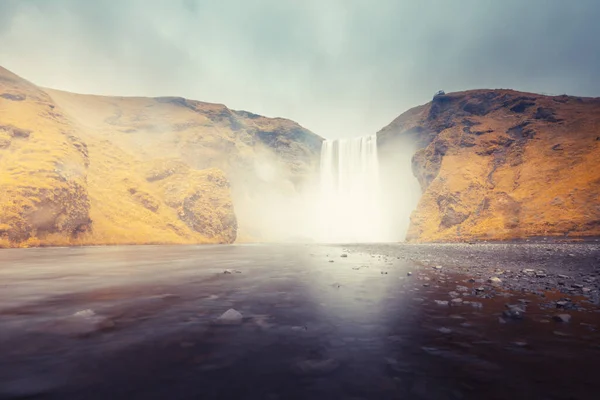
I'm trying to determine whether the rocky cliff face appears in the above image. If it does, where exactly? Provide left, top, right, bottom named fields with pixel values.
left=378, top=89, right=600, bottom=241
left=0, top=66, right=321, bottom=247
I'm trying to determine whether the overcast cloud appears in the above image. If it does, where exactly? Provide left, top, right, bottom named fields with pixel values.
left=1, top=0, right=599, bottom=139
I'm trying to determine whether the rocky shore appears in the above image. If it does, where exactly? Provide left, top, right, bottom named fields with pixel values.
left=347, top=241, right=600, bottom=306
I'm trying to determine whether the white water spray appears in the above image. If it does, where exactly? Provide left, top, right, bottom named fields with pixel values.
left=317, top=134, right=385, bottom=242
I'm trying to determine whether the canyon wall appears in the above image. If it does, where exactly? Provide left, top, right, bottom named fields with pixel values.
left=378, top=89, right=600, bottom=242
left=0, top=66, right=321, bottom=247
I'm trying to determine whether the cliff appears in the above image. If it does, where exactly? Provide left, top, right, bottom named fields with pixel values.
left=0, top=66, right=321, bottom=247
left=378, top=89, right=600, bottom=241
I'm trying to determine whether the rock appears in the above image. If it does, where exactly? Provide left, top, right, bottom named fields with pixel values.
left=471, top=301, right=483, bottom=309
left=503, top=305, right=525, bottom=319
left=438, top=327, right=452, bottom=334
left=434, top=265, right=443, bottom=270
left=451, top=298, right=463, bottom=304
left=381, top=271, right=388, bottom=275
left=475, top=287, right=485, bottom=293
left=73, top=309, right=95, bottom=318
left=556, top=301, right=569, bottom=308
left=536, top=273, right=547, bottom=278
left=407, top=272, right=412, bottom=276
left=292, top=358, right=340, bottom=376
left=340, top=254, right=348, bottom=258
left=558, top=274, right=569, bottom=279
left=572, top=283, right=584, bottom=289
left=522, top=269, right=536, bottom=275
left=488, top=277, right=502, bottom=285
left=449, top=291, right=459, bottom=298
left=456, top=285, right=469, bottom=292
left=553, top=331, right=570, bottom=337
left=583, top=287, right=592, bottom=293
left=553, top=314, right=571, bottom=323
left=223, top=269, right=242, bottom=274
left=434, top=300, right=449, bottom=306
left=329, top=260, right=334, bottom=263
left=217, top=308, right=243, bottom=324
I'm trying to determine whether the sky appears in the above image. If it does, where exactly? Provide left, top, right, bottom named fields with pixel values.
left=1, top=0, right=599, bottom=139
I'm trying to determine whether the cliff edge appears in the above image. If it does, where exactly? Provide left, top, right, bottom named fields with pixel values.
left=378, top=89, right=600, bottom=241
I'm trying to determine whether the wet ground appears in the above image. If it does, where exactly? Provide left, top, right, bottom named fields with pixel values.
left=1, top=243, right=599, bottom=400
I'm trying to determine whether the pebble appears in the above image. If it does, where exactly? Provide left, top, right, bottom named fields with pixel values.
left=553, top=314, right=572, bottom=323
left=434, top=266, right=443, bottom=270
left=341, top=254, right=348, bottom=258
left=556, top=301, right=569, bottom=308
left=217, top=309, right=243, bottom=324
left=292, top=358, right=340, bottom=376
left=407, top=272, right=412, bottom=276
left=503, top=305, right=525, bottom=319
left=488, top=277, right=502, bottom=285
left=451, top=298, right=463, bottom=304
left=449, top=291, right=459, bottom=298
left=438, top=327, right=452, bottom=334
left=434, top=300, right=449, bottom=306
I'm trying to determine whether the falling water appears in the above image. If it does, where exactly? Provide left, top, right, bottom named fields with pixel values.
left=318, top=134, right=384, bottom=242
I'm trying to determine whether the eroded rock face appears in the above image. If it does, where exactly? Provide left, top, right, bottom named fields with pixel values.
left=0, top=67, right=92, bottom=246
left=0, top=65, right=318, bottom=246
left=378, top=89, right=600, bottom=241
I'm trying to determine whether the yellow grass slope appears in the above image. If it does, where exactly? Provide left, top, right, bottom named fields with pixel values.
left=0, top=66, right=320, bottom=247
left=378, top=89, right=600, bottom=241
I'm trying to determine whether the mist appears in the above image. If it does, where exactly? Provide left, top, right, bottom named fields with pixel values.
left=1, top=0, right=599, bottom=139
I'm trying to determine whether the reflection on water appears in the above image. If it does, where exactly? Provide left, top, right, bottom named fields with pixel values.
left=0, top=244, right=599, bottom=399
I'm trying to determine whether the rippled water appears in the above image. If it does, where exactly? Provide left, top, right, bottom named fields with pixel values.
left=1, top=244, right=599, bottom=399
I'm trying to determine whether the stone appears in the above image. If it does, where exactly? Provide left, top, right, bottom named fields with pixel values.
left=438, top=327, right=452, bottom=334
left=341, top=254, right=348, bottom=258
left=556, top=301, right=569, bottom=308
left=471, top=302, right=483, bottom=309
left=217, top=308, right=243, bottom=324
left=449, top=291, right=459, bottom=298
left=407, top=272, right=412, bottom=276
left=451, top=298, right=463, bottom=304
left=475, top=287, right=485, bottom=293
left=292, top=358, right=340, bottom=376
left=434, top=265, right=443, bottom=270
left=558, top=274, right=569, bottom=279
left=456, top=285, right=469, bottom=292
left=503, top=305, right=525, bottom=319
left=522, top=269, right=535, bottom=274
left=434, top=300, right=449, bottom=306
left=488, top=277, right=502, bottom=285
left=553, top=314, right=571, bottom=323
left=572, top=284, right=584, bottom=289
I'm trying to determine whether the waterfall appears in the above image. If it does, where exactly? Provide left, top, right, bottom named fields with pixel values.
left=318, top=134, right=384, bottom=242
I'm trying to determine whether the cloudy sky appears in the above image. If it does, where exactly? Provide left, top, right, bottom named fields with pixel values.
left=1, top=0, right=599, bottom=139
